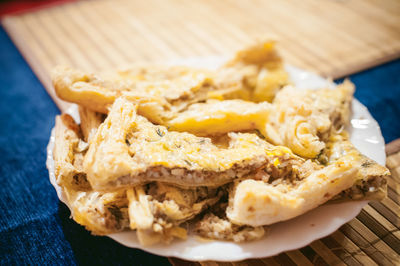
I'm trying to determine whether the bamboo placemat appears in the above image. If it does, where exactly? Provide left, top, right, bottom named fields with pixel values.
left=2, top=0, right=400, bottom=112
left=169, top=140, right=400, bottom=265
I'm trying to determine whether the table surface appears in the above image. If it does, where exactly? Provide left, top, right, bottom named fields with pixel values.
left=0, top=21, right=400, bottom=265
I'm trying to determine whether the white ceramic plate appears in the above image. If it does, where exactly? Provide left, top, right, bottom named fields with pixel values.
left=46, top=59, right=386, bottom=261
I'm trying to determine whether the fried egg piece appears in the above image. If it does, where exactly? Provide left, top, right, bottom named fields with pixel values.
left=167, top=99, right=271, bottom=136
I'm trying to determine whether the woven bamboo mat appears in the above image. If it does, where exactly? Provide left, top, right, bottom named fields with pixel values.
left=2, top=0, right=400, bottom=112
left=169, top=139, right=400, bottom=265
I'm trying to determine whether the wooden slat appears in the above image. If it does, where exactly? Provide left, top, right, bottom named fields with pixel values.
left=339, top=223, right=393, bottom=265
left=388, top=185, right=400, bottom=205
left=330, top=230, right=377, bottom=266
left=285, top=250, right=313, bottom=266
left=347, top=219, right=399, bottom=263
left=357, top=208, right=400, bottom=254
left=319, top=236, right=361, bottom=266
left=369, top=201, right=400, bottom=229
left=386, top=139, right=400, bottom=156
left=300, top=245, right=329, bottom=266
left=309, top=240, right=345, bottom=266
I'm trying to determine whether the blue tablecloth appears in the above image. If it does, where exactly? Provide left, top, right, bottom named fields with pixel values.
left=0, top=25, right=399, bottom=265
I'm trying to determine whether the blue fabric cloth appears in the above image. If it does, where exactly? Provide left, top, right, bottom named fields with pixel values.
left=0, top=23, right=399, bottom=265
left=337, top=61, right=400, bottom=143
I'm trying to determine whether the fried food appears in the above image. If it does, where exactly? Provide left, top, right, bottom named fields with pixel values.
left=83, top=97, right=305, bottom=191
left=195, top=213, right=266, bottom=242
left=127, top=183, right=222, bottom=245
left=52, top=41, right=289, bottom=125
left=51, top=40, right=389, bottom=246
left=54, top=114, right=90, bottom=191
left=167, top=99, right=271, bottom=136
left=54, top=114, right=129, bottom=234
left=226, top=155, right=358, bottom=226
left=78, top=106, right=105, bottom=142
left=325, top=134, right=389, bottom=201
left=54, top=113, right=224, bottom=242
left=52, top=65, right=212, bottom=124
left=221, top=40, right=289, bottom=102
left=265, top=80, right=354, bottom=158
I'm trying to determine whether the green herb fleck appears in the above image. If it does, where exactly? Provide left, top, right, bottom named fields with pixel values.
left=361, top=161, right=373, bottom=168
left=316, top=149, right=328, bottom=165
left=254, top=129, right=265, bottom=140
left=156, top=128, right=165, bottom=137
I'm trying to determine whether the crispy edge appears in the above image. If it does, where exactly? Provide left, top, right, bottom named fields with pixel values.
left=225, top=40, right=282, bottom=67
left=330, top=155, right=389, bottom=202
left=78, top=106, right=104, bottom=143
left=52, top=66, right=116, bottom=113
left=53, top=114, right=82, bottom=188
left=54, top=114, right=130, bottom=235
left=326, top=135, right=390, bottom=202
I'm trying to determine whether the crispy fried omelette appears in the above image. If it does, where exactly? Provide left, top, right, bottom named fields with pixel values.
left=52, top=40, right=389, bottom=246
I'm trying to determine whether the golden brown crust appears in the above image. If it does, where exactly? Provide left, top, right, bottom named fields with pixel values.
left=127, top=183, right=223, bottom=245
left=69, top=190, right=130, bottom=235
left=226, top=40, right=282, bottom=67
left=52, top=65, right=212, bottom=124
left=83, top=97, right=303, bottom=190
left=50, top=40, right=390, bottom=246
left=53, top=114, right=88, bottom=190
left=53, top=114, right=130, bottom=235
left=226, top=154, right=359, bottom=226
left=167, top=99, right=271, bottom=136
left=78, top=106, right=104, bottom=143
left=325, top=134, right=389, bottom=202
left=52, top=67, right=117, bottom=113
left=265, top=80, right=355, bottom=158
left=52, top=41, right=289, bottom=125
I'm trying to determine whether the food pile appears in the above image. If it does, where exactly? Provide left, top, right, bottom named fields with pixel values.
left=52, top=41, right=389, bottom=246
